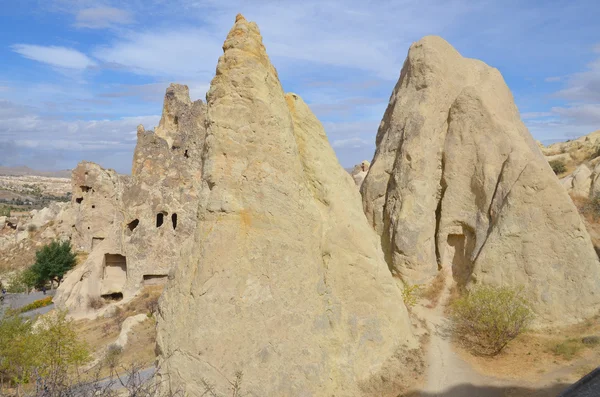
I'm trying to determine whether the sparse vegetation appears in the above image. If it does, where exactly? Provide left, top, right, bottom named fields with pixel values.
left=549, top=159, right=566, bottom=175
left=0, top=310, right=89, bottom=394
left=421, top=271, right=446, bottom=307
left=0, top=205, right=10, bottom=217
left=402, top=283, right=421, bottom=309
left=104, top=344, right=124, bottom=374
left=451, top=285, right=534, bottom=356
left=550, top=339, right=585, bottom=360
left=18, top=296, right=53, bottom=313
left=579, top=194, right=600, bottom=220
left=89, top=296, right=105, bottom=310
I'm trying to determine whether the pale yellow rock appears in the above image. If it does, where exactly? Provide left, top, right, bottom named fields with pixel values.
left=351, top=160, right=371, bottom=187
left=361, top=35, right=600, bottom=325
left=55, top=84, right=206, bottom=318
left=155, top=15, right=420, bottom=397
left=562, top=164, right=592, bottom=198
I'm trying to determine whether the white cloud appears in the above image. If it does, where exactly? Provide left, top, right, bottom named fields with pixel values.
left=74, top=7, right=133, bottom=29
left=544, top=76, right=562, bottom=82
left=11, top=44, right=96, bottom=70
left=551, top=104, right=600, bottom=125
left=555, top=55, right=600, bottom=102
left=331, top=137, right=371, bottom=149
left=520, top=111, right=553, bottom=119
left=93, top=29, right=222, bottom=78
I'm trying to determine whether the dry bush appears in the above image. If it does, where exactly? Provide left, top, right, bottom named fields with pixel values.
left=421, top=271, right=446, bottom=307
left=451, top=285, right=534, bottom=356
left=401, top=284, right=421, bottom=309
left=549, top=159, right=566, bottom=175
left=550, top=338, right=585, bottom=360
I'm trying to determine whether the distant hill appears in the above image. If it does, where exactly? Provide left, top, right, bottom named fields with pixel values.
left=0, top=166, right=71, bottom=178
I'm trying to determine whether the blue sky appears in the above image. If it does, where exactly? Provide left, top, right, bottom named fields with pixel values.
left=0, top=0, right=599, bottom=173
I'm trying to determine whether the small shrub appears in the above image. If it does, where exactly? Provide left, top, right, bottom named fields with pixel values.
left=146, top=296, right=159, bottom=317
left=581, top=336, right=600, bottom=346
left=18, top=296, right=53, bottom=313
left=421, top=271, right=446, bottom=307
left=549, top=159, right=566, bottom=175
left=551, top=339, right=584, bottom=360
left=581, top=195, right=600, bottom=219
left=451, top=285, right=534, bottom=356
left=27, top=224, right=38, bottom=233
left=402, top=284, right=421, bottom=309
left=105, top=344, right=123, bottom=372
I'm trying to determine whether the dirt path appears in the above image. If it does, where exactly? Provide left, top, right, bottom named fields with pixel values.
left=411, top=271, right=570, bottom=397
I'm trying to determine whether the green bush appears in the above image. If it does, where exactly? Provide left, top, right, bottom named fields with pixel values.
left=451, top=285, right=534, bottom=356
left=30, top=240, right=77, bottom=287
left=18, top=296, right=53, bottom=313
left=0, top=205, right=10, bottom=217
left=549, top=159, right=566, bottom=175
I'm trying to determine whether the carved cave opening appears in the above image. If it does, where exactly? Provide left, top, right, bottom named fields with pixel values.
left=92, top=237, right=104, bottom=249
left=172, top=213, right=177, bottom=230
left=76, top=197, right=83, bottom=204
left=127, top=219, right=140, bottom=233
left=156, top=212, right=166, bottom=228
left=80, top=186, right=91, bottom=193
left=445, top=233, right=475, bottom=288
left=143, top=274, right=168, bottom=286
left=101, top=292, right=123, bottom=301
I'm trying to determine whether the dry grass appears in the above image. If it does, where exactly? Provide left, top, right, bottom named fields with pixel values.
left=456, top=312, right=600, bottom=383
left=420, top=271, right=446, bottom=308
left=73, top=285, right=164, bottom=378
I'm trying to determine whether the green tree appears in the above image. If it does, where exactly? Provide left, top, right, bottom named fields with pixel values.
left=31, top=241, right=77, bottom=288
left=0, top=314, right=36, bottom=393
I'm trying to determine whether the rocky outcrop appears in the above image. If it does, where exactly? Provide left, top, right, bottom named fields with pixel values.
left=361, top=35, right=600, bottom=325
left=54, top=84, right=206, bottom=317
left=351, top=160, right=370, bottom=187
left=155, top=15, right=420, bottom=397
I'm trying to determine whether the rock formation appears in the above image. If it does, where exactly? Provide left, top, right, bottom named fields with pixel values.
left=155, top=15, right=420, bottom=397
left=361, top=35, right=600, bottom=325
left=351, top=160, right=370, bottom=187
left=54, top=84, right=205, bottom=317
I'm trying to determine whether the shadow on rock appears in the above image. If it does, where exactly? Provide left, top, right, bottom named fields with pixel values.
left=401, top=382, right=570, bottom=397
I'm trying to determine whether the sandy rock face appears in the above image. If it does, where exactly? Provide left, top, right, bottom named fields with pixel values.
left=156, top=15, right=420, bottom=397
left=54, top=84, right=206, bottom=317
left=361, top=36, right=600, bottom=325
left=351, top=160, right=371, bottom=187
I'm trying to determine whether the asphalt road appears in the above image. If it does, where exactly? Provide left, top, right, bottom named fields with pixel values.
left=558, top=367, right=600, bottom=397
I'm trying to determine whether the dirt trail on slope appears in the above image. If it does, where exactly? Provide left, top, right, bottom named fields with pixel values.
left=411, top=271, right=570, bottom=397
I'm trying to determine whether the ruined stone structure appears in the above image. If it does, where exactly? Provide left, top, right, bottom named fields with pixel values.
left=55, top=84, right=205, bottom=316
left=361, top=35, right=600, bottom=325
left=155, top=15, right=420, bottom=397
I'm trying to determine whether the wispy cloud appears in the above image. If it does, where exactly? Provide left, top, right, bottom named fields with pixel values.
left=74, top=7, right=133, bottom=29
left=11, top=44, right=96, bottom=69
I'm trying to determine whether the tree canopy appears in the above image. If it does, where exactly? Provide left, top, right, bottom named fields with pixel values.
left=30, top=241, right=77, bottom=288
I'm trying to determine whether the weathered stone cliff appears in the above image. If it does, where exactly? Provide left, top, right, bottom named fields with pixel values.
left=361, top=36, right=600, bottom=325
left=155, top=14, right=420, bottom=397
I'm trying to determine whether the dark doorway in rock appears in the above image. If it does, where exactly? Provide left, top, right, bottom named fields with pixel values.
left=156, top=213, right=164, bottom=227
left=171, top=213, right=177, bottom=230
left=92, top=237, right=104, bottom=249
left=184, top=150, right=189, bottom=158
left=127, top=219, right=139, bottom=232
left=446, top=234, right=473, bottom=287
left=101, top=292, right=123, bottom=301
left=81, top=186, right=91, bottom=193
left=76, top=197, right=83, bottom=204
left=143, top=274, right=168, bottom=286
left=92, top=205, right=95, bottom=209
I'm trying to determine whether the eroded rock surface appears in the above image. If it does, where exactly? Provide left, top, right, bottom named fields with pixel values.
left=155, top=14, right=420, bottom=397
left=54, top=84, right=206, bottom=317
left=361, top=36, right=600, bottom=325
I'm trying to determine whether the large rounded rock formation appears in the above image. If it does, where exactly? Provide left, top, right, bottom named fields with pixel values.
left=155, top=15, right=420, bottom=397
left=361, top=36, right=600, bottom=325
